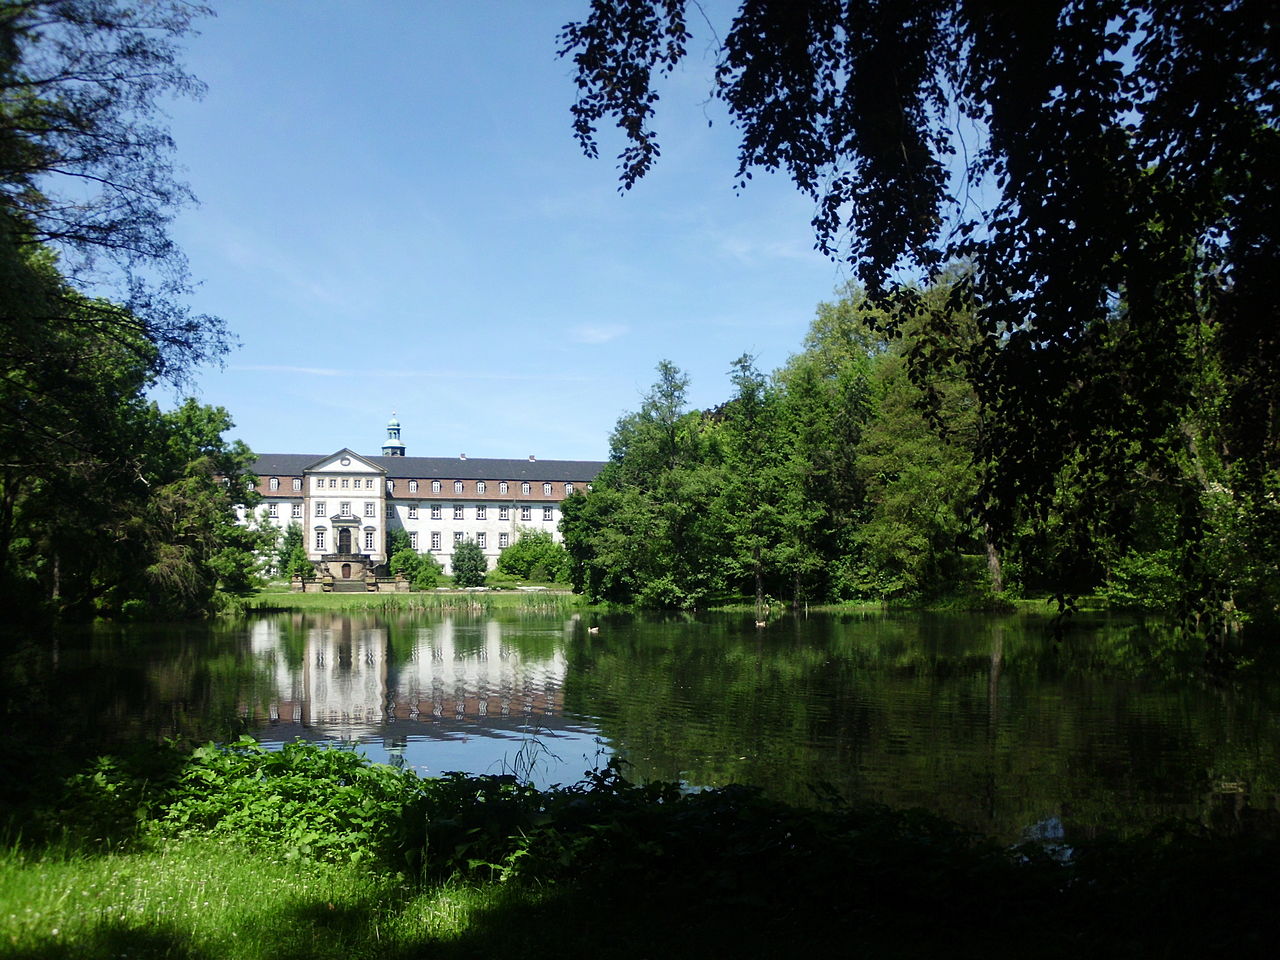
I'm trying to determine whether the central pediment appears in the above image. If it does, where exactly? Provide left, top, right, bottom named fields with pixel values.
left=304, top=448, right=385, bottom=475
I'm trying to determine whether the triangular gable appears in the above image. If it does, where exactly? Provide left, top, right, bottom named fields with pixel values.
left=302, top=448, right=385, bottom=474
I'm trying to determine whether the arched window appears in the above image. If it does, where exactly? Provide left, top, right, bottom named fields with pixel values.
left=565, top=483, right=574, bottom=495
left=454, top=480, right=464, bottom=493
left=477, top=481, right=486, bottom=494
left=432, top=480, right=441, bottom=493
left=521, top=482, right=530, bottom=495
left=269, top=477, right=279, bottom=491
left=499, top=481, right=509, bottom=494
left=542, top=482, right=552, bottom=495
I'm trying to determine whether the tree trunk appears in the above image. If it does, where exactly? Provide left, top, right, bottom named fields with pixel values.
left=984, top=524, right=1003, bottom=594
left=754, top=544, right=764, bottom=618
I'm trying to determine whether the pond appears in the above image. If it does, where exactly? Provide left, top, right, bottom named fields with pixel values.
left=5, top=609, right=1279, bottom=843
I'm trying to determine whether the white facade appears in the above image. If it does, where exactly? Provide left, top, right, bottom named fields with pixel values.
left=242, top=423, right=602, bottom=576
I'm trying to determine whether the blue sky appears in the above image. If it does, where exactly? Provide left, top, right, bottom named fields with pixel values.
left=162, top=1, right=850, bottom=462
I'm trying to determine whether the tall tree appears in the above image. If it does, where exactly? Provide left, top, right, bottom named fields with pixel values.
left=0, top=0, right=222, bottom=378
left=561, top=1, right=1280, bottom=623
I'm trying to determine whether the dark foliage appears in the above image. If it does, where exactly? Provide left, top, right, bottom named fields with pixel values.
left=560, top=1, right=1280, bottom=625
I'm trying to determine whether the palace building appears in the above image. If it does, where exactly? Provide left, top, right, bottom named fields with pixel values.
left=241, top=415, right=604, bottom=582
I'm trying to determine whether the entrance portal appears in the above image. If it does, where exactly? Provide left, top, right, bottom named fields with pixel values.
left=338, top=528, right=352, bottom=553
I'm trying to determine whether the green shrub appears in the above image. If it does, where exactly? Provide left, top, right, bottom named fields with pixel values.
left=496, top=529, right=569, bottom=582
left=451, top=539, right=487, bottom=588
left=162, top=738, right=425, bottom=865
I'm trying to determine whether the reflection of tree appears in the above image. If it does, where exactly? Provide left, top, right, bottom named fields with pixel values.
left=563, top=614, right=1280, bottom=842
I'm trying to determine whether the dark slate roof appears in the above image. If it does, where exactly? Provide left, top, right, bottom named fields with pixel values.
left=251, top=452, right=605, bottom=482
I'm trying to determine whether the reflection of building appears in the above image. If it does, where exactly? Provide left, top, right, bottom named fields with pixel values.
left=238, top=415, right=604, bottom=581
left=246, top=615, right=570, bottom=741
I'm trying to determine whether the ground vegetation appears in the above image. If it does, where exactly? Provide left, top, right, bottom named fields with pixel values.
left=1, top=739, right=1274, bottom=958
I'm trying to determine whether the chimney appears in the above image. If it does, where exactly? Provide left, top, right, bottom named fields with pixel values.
left=528, top=454, right=536, bottom=461
left=459, top=453, right=467, bottom=460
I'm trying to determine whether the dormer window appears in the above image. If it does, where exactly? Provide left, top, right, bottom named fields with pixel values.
left=565, top=483, right=574, bottom=494
left=521, top=482, right=530, bottom=495
left=409, top=480, right=418, bottom=493
left=269, top=477, right=279, bottom=491
left=542, top=483, right=552, bottom=496
left=293, top=478, right=302, bottom=491
left=477, top=481, right=486, bottom=494
left=499, top=481, right=509, bottom=494
left=386, top=480, right=394, bottom=493
left=454, top=480, right=463, bottom=493
left=432, top=480, right=441, bottom=493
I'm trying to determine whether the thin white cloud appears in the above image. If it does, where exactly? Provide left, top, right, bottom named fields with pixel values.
left=569, top=323, right=628, bottom=344
left=232, top=364, right=599, bottom=384
left=235, top=364, right=343, bottom=376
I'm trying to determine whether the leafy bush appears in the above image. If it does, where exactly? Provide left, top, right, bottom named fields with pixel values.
left=390, top=548, right=443, bottom=589
left=496, top=529, right=569, bottom=582
left=162, top=738, right=425, bottom=865
left=451, top=539, right=487, bottom=587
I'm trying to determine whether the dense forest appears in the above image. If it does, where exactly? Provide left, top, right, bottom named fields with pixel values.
left=0, top=2, right=264, bottom=620
left=562, top=279, right=1280, bottom=633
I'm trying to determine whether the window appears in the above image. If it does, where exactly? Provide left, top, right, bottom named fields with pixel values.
left=543, top=506, right=553, bottom=521
left=499, top=481, right=508, bottom=494
left=565, top=483, right=574, bottom=495
left=498, top=506, right=509, bottom=520
left=432, top=480, right=441, bottom=493
left=543, top=482, right=552, bottom=495
left=454, top=480, right=463, bottom=493
left=364, top=530, right=375, bottom=551
left=315, top=529, right=326, bottom=550
left=453, top=505, right=464, bottom=520
left=408, top=505, right=418, bottom=519
left=476, top=532, right=486, bottom=549
left=386, top=504, right=394, bottom=518
left=499, top=532, right=509, bottom=549
left=291, top=503, right=302, bottom=519
left=409, top=480, right=418, bottom=493
left=477, top=481, right=486, bottom=494
left=476, top=505, right=486, bottom=520
left=409, top=531, right=418, bottom=550
left=315, top=501, right=326, bottom=517
left=329, top=478, right=337, bottom=488
left=520, top=506, right=531, bottom=521
left=341, top=478, right=349, bottom=489
left=269, top=477, right=279, bottom=491
left=586, top=483, right=593, bottom=492
left=431, top=504, right=441, bottom=519
left=267, top=503, right=278, bottom=518
left=386, top=480, right=394, bottom=493
left=293, top=478, right=302, bottom=491
left=314, top=478, right=324, bottom=490
left=453, top=531, right=464, bottom=543
left=364, top=502, right=375, bottom=517
left=431, top=531, right=441, bottom=550
left=521, top=482, right=530, bottom=495
left=339, top=501, right=351, bottom=516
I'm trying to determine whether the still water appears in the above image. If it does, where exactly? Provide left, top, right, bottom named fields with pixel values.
left=7, top=609, right=1279, bottom=842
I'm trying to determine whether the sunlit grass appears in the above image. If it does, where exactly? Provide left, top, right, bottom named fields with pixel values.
left=0, top=838, right=538, bottom=959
